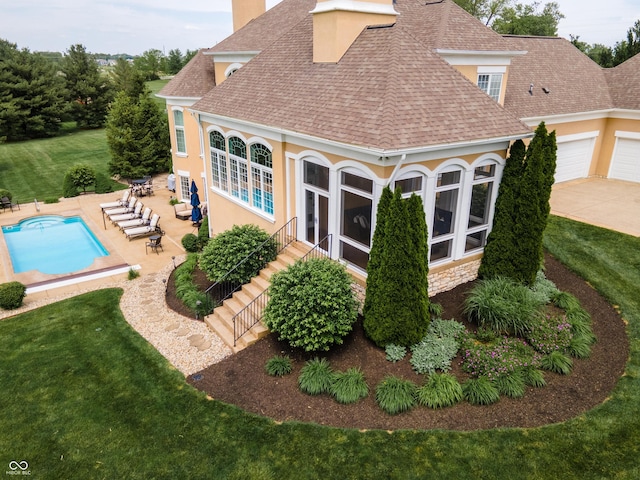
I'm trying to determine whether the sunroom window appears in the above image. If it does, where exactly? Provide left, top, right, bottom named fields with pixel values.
left=250, top=144, right=274, bottom=215
left=465, top=164, right=496, bottom=253
left=209, top=131, right=227, bottom=191
left=228, top=137, right=249, bottom=203
left=430, top=169, right=461, bottom=262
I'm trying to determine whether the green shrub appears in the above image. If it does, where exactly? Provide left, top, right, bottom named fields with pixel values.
left=0, top=189, right=12, bottom=201
left=568, top=335, right=592, bottom=359
left=265, top=355, right=293, bottom=377
left=174, top=254, right=212, bottom=316
left=127, top=268, right=140, bottom=280
left=429, top=318, right=466, bottom=340
left=495, top=370, right=526, bottom=398
left=462, top=377, right=500, bottom=405
left=0, top=281, right=26, bottom=310
left=551, top=290, right=582, bottom=311
left=474, top=325, right=498, bottom=343
left=569, top=319, right=596, bottom=345
left=197, top=216, right=209, bottom=249
left=298, top=358, right=334, bottom=396
left=375, top=376, right=417, bottom=415
left=329, top=368, right=368, bottom=404
left=521, top=367, right=546, bottom=387
left=62, top=172, right=79, bottom=197
left=416, top=373, right=463, bottom=409
left=94, top=172, right=114, bottom=194
left=541, top=351, right=573, bottom=375
left=464, top=276, right=542, bottom=336
left=199, top=224, right=277, bottom=284
left=410, top=335, right=459, bottom=375
left=531, top=270, right=559, bottom=304
left=385, top=344, right=407, bottom=363
left=182, top=233, right=199, bottom=253
left=429, top=302, right=444, bottom=318
left=67, top=164, right=96, bottom=193
left=524, top=312, right=573, bottom=354
left=169, top=197, right=181, bottom=206
left=263, top=258, right=358, bottom=352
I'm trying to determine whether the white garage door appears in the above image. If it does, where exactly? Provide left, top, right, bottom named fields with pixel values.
left=610, top=138, right=640, bottom=183
left=554, top=138, right=594, bottom=183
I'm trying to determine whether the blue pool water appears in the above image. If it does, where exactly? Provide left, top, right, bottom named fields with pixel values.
left=2, top=215, right=109, bottom=274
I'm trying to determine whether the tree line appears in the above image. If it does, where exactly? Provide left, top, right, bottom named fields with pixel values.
left=453, top=0, right=640, bottom=66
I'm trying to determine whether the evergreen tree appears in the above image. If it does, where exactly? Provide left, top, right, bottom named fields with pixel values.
left=364, top=188, right=429, bottom=347
left=106, top=90, right=170, bottom=179
left=0, top=39, right=68, bottom=142
left=110, top=58, right=146, bottom=98
left=61, top=44, right=113, bottom=128
left=166, top=49, right=184, bottom=75
left=363, top=186, right=392, bottom=338
left=478, top=140, right=526, bottom=280
left=406, top=193, right=431, bottom=332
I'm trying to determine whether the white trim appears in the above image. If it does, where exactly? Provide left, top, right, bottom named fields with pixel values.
left=436, top=50, right=526, bottom=66
left=556, top=131, right=599, bottom=143
left=477, top=66, right=507, bottom=74
left=155, top=96, right=201, bottom=104
left=615, top=130, right=640, bottom=140
left=176, top=169, right=190, bottom=177
left=224, top=63, right=244, bottom=77
left=247, top=136, right=273, bottom=151
left=310, top=0, right=399, bottom=16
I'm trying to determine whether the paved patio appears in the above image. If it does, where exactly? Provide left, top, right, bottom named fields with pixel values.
left=550, top=177, right=640, bottom=237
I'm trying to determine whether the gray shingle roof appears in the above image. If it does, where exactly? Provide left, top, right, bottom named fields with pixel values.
left=192, top=14, right=531, bottom=151
left=606, top=53, right=640, bottom=110
left=158, top=48, right=216, bottom=99
left=503, top=36, right=613, bottom=119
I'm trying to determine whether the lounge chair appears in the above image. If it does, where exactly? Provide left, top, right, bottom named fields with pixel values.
left=124, top=213, right=161, bottom=240
left=145, top=235, right=163, bottom=254
left=117, top=207, right=152, bottom=230
left=103, top=197, right=137, bottom=217
left=173, top=202, right=192, bottom=220
left=100, top=190, right=130, bottom=211
left=109, top=201, right=143, bottom=223
left=1, top=196, right=19, bottom=212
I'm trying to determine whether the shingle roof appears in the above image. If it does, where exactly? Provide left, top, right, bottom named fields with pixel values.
left=158, top=48, right=216, bottom=99
left=193, top=14, right=531, bottom=151
left=605, top=53, right=640, bottom=110
left=503, top=36, right=613, bottom=119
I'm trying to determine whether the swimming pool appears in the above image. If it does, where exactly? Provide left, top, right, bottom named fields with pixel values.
left=2, top=215, right=109, bottom=275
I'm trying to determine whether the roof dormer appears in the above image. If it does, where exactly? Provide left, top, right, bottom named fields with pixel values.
left=312, top=0, right=398, bottom=63
left=232, top=0, right=266, bottom=32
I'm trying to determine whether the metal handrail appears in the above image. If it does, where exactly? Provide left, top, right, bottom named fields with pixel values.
left=204, top=218, right=297, bottom=312
left=231, top=234, right=333, bottom=346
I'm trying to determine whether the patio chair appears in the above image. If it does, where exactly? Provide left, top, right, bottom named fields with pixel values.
left=174, top=202, right=192, bottom=220
left=100, top=190, right=130, bottom=211
left=109, top=201, right=143, bottom=223
left=145, top=235, right=163, bottom=254
left=1, top=196, right=19, bottom=212
left=103, top=197, right=137, bottom=217
left=124, top=213, right=161, bottom=240
left=117, top=207, right=152, bottom=230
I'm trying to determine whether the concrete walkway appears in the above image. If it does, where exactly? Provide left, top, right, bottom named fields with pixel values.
left=550, top=178, right=640, bottom=237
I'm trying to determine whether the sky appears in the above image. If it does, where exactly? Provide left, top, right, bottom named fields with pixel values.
left=1, top=0, right=638, bottom=56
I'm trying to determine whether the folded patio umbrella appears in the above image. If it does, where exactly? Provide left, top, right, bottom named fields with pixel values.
left=191, top=206, right=203, bottom=224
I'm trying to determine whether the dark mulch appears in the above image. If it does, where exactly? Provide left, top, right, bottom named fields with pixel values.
left=166, top=254, right=629, bottom=431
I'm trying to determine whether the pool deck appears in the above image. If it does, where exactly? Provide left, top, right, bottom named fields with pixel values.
left=0, top=173, right=197, bottom=301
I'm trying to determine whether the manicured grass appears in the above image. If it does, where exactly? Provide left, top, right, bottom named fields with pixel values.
left=147, top=79, right=170, bottom=108
left=1, top=216, right=640, bottom=478
left=0, top=129, right=125, bottom=204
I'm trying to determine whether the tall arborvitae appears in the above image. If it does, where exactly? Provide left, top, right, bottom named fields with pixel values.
left=363, top=186, right=392, bottom=328
left=515, top=122, right=552, bottom=285
left=478, top=140, right=526, bottom=280
left=364, top=188, right=429, bottom=347
left=406, top=193, right=431, bottom=336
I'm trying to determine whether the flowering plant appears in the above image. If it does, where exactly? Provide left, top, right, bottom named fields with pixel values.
left=461, top=336, right=542, bottom=380
left=524, top=313, right=573, bottom=354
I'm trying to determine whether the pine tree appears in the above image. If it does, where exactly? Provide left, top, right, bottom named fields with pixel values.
left=478, top=140, right=525, bottom=280
left=406, top=193, right=430, bottom=335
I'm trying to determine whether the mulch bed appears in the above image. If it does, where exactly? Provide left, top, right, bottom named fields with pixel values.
left=166, top=254, right=629, bottom=431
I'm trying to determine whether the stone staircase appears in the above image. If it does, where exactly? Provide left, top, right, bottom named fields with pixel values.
left=204, top=241, right=310, bottom=353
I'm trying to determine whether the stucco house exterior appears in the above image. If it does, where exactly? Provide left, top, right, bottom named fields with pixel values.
left=158, top=0, right=640, bottom=295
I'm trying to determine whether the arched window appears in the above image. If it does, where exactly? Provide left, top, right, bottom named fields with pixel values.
left=173, top=109, right=186, bottom=154
left=250, top=143, right=273, bottom=215
left=228, top=137, right=248, bottom=203
left=209, top=131, right=227, bottom=190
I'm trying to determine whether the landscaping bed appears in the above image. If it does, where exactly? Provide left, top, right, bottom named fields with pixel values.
left=167, top=253, right=628, bottom=431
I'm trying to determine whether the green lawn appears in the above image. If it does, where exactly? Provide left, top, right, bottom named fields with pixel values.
left=0, top=129, right=125, bottom=204
left=0, top=216, right=639, bottom=479
left=147, top=79, right=170, bottom=108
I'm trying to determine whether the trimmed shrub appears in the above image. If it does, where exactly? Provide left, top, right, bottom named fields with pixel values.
left=197, top=216, right=210, bottom=249
left=375, top=376, right=417, bottom=415
left=265, top=355, right=293, bottom=377
left=94, top=172, right=114, bottom=194
left=62, top=172, right=79, bottom=197
left=521, top=367, right=546, bottom=387
left=67, top=164, right=96, bottom=193
left=495, top=370, right=526, bottom=398
left=182, top=233, right=199, bottom=253
left=263, top=258, right=358, bottom=352
left=462, top=377, right=500, bottom=405
left=416, top=373, right=463, bottom=409
left=298, top=358, right=334, bottom=396
left=463, top=276, right=542, bottom=336
left=541, top=351, right=573, bottom=375
left=0, top=281, right=26, bottom=310
left=329, top=368, right=368, bottom=404
left=385, top=344, right=407, bottom=363
left=199, top=224, right=277, bottom=284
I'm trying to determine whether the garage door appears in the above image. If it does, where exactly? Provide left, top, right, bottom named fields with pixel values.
left=554, top=137, right=594, bottom=183
left=610, top=138, right=640, bottom=183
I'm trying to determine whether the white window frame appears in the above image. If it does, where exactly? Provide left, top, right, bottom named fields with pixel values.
left=209, top=130, right=228, bottom=191
left=477, top=67, right=505, bottom=102
left=172, top=108, right=187, bottom=155
left=177, top=170, right=191, bottom=203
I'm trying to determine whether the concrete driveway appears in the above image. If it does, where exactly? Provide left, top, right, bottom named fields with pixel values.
left=550, top=178, right=640, bottom=237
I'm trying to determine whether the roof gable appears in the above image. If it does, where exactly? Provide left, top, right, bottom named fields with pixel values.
left=158, top=48, right=216, bottom=99
left=606, top=53, right=640, bottom=110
